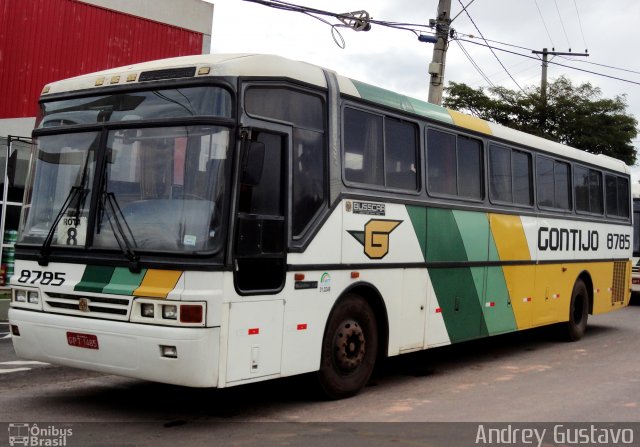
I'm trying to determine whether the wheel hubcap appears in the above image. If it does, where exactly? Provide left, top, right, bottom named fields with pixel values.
left=333, top=319, right=366, bottom=372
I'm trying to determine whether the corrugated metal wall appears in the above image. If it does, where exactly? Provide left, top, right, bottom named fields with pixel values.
left=0, top=0, right=204, bottom=118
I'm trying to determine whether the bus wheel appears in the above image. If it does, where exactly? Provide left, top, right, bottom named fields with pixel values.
left=317, top=294, right=378, bottom=399
left=565, top=279, right=589, bottom=341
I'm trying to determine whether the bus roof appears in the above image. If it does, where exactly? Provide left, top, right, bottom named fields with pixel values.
left=41, top=53, right=630, bottom=174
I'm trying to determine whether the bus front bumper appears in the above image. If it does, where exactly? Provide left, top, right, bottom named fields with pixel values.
left=8, top=308, right=220, bottom=387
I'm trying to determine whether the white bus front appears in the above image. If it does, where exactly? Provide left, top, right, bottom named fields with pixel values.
left=9, top=84, right=233, bottom=386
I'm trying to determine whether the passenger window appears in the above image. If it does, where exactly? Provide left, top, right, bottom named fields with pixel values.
left=606, top=174, right=630, bottom=218
left=427, top=129, right=482, bottom=199
left=292, top=128, right=325, bottom=237
left=427, top=129, right=456, bottom=196
left=344, top=108, right=384, bottom=186
left=344, top=108, right=418, bottom=191
left=489, top=144, right=532, bottom=206
left=512, top=150, right=532, bottom=205
left=385, top=117, right=418, bottom=190
left=574, top=166, right=603, bottom=214
left=537, top=156, right=571, bottom=210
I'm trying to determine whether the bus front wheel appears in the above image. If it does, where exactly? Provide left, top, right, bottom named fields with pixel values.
left=565, top=279, right=589, bottom=341
left=317, top=294, right=378, bottom=399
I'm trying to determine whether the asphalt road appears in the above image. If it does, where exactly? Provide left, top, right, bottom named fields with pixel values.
left=1, top=304, right=639, bottom=446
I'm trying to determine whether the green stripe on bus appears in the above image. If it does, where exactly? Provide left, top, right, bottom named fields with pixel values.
left=453, top=210, right=489, bottom=262
left=74, top=265, right=116, bottom=293
left=351, top=79, right=453, bottom=124
left=102, top=268, right=147, bottom=295
left=406, top=205, right=427, bottom=259
left=429, top=267, right=489, bottom=342
left=426, top=208, right=467, bottom=262
left=484, top=266, right=518, bottom=335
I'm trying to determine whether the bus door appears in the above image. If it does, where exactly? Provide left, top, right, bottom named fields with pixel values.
left=233, top=129, right=288, bottom=294
left=226, top=128, right=288, bottom=383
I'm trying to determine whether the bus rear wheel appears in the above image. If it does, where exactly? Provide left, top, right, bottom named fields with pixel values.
left=565, top=278, right=589, bottom=341
left=317, top=294, right=378, bottom=399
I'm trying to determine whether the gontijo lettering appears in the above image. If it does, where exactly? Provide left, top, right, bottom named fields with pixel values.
left=538, top=227, right=599, bottom=251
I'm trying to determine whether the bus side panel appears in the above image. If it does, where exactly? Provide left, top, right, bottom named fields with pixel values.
left=225, top=300, right=284, bottom=383
left=488, top=214, right=535, bottom=330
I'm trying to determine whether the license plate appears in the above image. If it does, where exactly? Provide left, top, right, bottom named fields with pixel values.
left=66, top=332, right=99, bottom=350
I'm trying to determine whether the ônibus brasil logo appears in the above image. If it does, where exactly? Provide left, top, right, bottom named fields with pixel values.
left=348, top=219, right=402, bottom=259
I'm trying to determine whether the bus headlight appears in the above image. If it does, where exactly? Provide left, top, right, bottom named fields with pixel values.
left=27, top=291, right=40, bottom=304
left=14, top=290, right=27, bottom=303
left=141, top=303, right=155, bottom=318
left=162, top=305, right=178, bottom=320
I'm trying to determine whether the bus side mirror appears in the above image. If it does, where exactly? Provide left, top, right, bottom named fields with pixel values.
left=242, top=141, right=265, bottom=186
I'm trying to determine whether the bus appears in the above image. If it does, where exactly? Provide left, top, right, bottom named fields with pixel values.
left=8, top=54, right=632, bottom=399
left=632, top=184, right=640, bottom=294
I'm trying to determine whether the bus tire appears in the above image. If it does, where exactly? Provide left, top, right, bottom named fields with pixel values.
left=565, top=279, right=589, bottom=341
left=317, top=294, right=378, bottom=399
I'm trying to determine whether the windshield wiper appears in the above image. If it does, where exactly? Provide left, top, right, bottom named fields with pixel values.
left=38, top=186, right=88, bottom=266
left=100, top=191, right=141, bottom=273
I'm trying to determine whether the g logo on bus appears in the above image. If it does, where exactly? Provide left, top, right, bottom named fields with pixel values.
left=349, top=219, right=402, bottom=259
left=78, top=298, right=90, bottom=313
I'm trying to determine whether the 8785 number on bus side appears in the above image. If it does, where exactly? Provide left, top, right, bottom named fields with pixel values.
left=606, top=233, right=630, bottom=250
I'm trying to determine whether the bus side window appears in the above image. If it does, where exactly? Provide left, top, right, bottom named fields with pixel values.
left=385, top=117, right=418, bottom=191
left=344, top=108, right=384, bottom=186
left=292, top=128, right=325, bottom=237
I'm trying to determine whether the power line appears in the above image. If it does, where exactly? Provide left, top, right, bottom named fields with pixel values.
left=533, top=0, right=555, bottom=47
left=573, top=0, right=588, bottom=51
left=457, top=38, right=640, bottom=87
left=555, top=56, right=640, bottom=77
left=455, top=40, right=495, bottom=87
left=456, top=0, right=524, bottom=92
left=450, top=0, right=476, bottom=23
left=553, top=0, right=572, bottom=49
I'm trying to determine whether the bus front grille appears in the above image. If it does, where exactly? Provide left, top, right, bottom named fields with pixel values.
left=43, top=292, right=131, bottom=320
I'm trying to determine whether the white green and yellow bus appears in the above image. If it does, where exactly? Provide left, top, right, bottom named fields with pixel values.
left=8, top=54, right=632, bottom=398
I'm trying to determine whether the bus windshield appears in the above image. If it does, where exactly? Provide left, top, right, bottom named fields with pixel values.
left=20, top=87, right=232, bottom=255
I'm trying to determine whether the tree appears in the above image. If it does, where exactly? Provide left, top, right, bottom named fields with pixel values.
left=442, top=76, right=638, bottom=165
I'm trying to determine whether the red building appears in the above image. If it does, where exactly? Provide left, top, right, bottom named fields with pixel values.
left=0, top=0, right=214, bottom=136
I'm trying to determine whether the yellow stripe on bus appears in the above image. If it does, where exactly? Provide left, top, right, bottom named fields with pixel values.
left=489, top=214, right=530, bottom=261
left=447, top=110, right=492, bottom=135
left=133, top=270, right=182, bottom=298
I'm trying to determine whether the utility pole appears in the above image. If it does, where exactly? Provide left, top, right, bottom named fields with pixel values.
left=427, top=0, right=452, bottom=105
left=531, top=48, right=588, bottom=130
left=532, top=48, right=589, bottom=105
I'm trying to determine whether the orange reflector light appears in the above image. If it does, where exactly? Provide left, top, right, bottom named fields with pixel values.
left=435, top=308, right=442, bottom=313
left=126, top=74, right=137, bottom=82
left=351, top=272, right=360, bottom=279
left=248, top=328, right=260, bottom=335
left=294, top=273, right=305, bottom=281
left=95, top=77, right=105, bottom=86
left=110, top=75, right=120, bottom=84
left=180, top=305, right=203, bottom=323
left=297, top=323, right=307, bottom=331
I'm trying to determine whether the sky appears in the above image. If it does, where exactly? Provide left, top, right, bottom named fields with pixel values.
left=208, top=0, right=640, bottom=180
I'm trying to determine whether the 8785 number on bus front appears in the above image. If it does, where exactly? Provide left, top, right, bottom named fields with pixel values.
left=17, top=270, right=66, bottom=286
